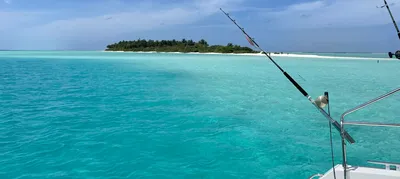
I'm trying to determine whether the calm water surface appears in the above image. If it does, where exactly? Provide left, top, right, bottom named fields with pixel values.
left=0, top=51, right=399, bottom=179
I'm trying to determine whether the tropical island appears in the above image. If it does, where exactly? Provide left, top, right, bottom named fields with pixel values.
left=105, top=39, right=259, bottom=53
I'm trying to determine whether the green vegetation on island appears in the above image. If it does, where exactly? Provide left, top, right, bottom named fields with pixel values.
left=105, top=39, right=258, bottom=53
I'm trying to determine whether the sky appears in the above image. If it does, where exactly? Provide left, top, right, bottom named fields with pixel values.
left=1, top=0, right=400, bottom=52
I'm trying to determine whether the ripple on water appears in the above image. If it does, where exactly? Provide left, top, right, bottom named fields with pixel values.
left=0, top=52, right=399, bottom=178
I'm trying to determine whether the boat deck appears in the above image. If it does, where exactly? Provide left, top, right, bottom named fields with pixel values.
left=319, top=164, right=400, bottom=179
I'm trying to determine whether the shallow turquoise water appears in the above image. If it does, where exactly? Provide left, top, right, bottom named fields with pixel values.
left=0, top=51, right=399, bottom=179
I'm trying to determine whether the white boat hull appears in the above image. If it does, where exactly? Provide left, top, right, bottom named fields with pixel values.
left=316, top=164, right=400, bottom=179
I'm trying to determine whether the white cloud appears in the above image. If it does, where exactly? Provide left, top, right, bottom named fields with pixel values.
left=29, top=0, right=243, bottom=36
left=194, top=0, right=243, bottom=13
left=286, top=0, right=325, bottom=11
left=6, top=0, right=396, bottom=50
left=0, top=0, right=244, bottom=49
left=261, top=0, right=400, bottom=29
left=0, top=11, right=48, bottom=31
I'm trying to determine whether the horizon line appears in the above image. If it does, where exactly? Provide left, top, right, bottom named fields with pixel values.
left=0, top=50, right=390, bottom=53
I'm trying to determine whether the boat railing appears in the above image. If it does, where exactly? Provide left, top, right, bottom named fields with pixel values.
left=308, top=173, right=323, bottom=179
left=339, top=87, right=400, bottom=178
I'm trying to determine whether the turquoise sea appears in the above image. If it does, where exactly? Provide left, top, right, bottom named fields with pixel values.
left=1, top=51, right=399, bottom=179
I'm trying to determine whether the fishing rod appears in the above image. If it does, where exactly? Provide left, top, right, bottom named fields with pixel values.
left=382, top=0, right=400, bottom=39
left=219, top=8, right=355, bottom=144
left=378, top=0, right=400, bottom=59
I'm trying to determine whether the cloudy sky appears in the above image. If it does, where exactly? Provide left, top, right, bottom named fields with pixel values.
left=1, top=0, right=400, bottom=52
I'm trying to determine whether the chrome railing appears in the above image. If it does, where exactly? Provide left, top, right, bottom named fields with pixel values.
left=308, top=173, right=323, bottom=179
left=339, top=87, right=400, bottom=179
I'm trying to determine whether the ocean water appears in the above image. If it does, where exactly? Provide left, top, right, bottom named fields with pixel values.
left=0, top=51, right=399, bottom=179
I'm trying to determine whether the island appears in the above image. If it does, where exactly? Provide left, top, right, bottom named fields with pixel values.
left=105, top=39, right=259, bottom=53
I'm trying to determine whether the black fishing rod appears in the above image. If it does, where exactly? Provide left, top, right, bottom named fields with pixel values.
left=383, top=0, right=400, bottom=39
left=219, top=8, right=355, bottom=144
left=378, top=0, right=400, bottom=59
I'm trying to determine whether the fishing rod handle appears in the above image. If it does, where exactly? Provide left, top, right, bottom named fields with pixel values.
left=332, top=121, right=356, bottom=144
left=314, top=105, right=356, bottom=144
left=283, top=72, right=308, bottom=97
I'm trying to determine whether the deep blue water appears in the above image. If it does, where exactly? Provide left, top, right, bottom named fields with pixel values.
left=0, top=51, right=399, bottom=179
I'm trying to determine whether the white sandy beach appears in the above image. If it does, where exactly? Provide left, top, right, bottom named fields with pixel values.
left=187, top=52, right=392, bottom=60
left=102, top=50, right=393, bottom=61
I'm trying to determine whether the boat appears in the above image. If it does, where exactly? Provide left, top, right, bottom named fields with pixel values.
left=311, top=1, right=400, bottom=177
left=308, top=88, right=400, bottom=179
left=219, top=1, right=400, bottom=178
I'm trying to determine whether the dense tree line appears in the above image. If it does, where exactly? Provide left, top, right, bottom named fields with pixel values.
left=105, top=39, right=257, bottom=53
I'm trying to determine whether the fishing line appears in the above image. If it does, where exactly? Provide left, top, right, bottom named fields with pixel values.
left=325, top=92, right=337, bottom=179
left=298, top=74, right=306, bottom=81
left=219, top=8, right=355, bottom=144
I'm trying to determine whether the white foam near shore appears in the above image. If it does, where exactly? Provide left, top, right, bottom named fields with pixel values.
left=191, top=52, right=392, bottom=60
left=102, top=51, right=392, bottom=61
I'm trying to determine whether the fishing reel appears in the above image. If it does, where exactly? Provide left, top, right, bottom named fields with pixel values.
left=388, top=50, right=400, bottom=59
left=315, top=92, right=329, bottom=109
left=379, top=0, right=400, bottom=60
